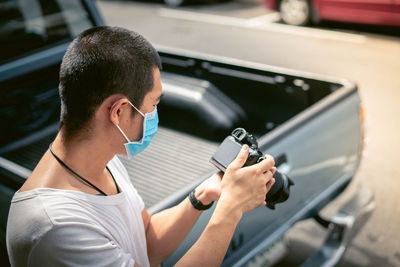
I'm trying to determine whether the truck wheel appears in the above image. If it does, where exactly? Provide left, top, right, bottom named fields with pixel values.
left=279, top=0, right=311, bottom=26
left=164, top=0, right=185, bottom=7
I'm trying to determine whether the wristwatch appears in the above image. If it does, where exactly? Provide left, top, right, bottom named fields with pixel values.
left=188, top=189, right=214, bottom=210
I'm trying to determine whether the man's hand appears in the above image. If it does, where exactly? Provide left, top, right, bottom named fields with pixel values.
left=194, top=172, right=223, bottom=206
left=194, top=145, right=276, bottom=211
left=174, top=145, right=276, bottom=267
left=220, top=144, right=276, bottom=215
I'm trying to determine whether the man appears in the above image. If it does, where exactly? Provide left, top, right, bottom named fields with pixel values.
left=6, top=26, right=276, bottom=267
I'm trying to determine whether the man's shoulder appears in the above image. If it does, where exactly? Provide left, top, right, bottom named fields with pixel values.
left=6, top=191, right=122, bottom=267
left=9, top=189, right=83, bottom=224
left=10, top=189, right=96, bottom=220
left=7, top=190, right=54, bottom=247
left=8, top=189, right=120, bottom=237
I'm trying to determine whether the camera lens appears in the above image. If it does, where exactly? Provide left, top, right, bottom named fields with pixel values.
left=265, top=171, right=294, bottom=210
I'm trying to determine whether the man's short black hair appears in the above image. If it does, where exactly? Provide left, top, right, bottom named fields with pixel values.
left=59, top=26, right=161, bottom=142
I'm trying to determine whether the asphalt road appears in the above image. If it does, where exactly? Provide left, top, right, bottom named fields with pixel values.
left=97, top=0, right=400, bottom=266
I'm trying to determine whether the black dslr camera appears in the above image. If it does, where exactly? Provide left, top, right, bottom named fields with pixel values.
left=210, top=128, right=294, bottom=209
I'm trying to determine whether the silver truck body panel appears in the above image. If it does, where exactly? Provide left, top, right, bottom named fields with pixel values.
left=0, top=1, right=370, bottom=266
left=161, top=83, right=362, bottom=266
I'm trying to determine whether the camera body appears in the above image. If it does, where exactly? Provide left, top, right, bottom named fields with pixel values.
left=210, top=128, right=294, bottom=209
left=209, top=128, right=263, bottom=171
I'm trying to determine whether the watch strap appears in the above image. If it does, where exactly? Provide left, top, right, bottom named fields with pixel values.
left=188, top=189, right=214, bottom=210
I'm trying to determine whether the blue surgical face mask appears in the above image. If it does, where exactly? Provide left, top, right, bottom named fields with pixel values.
left=115, top=101, right=159, bottom=158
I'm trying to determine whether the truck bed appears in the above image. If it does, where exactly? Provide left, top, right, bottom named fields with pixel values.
left=0, top=125, right=218, bottom=210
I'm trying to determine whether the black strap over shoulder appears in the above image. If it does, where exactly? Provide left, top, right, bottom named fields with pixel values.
left=48, top=143, right=120, bottom=196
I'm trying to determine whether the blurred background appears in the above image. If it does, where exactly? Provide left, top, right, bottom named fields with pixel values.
left=95, top=0, right=400, bottom=266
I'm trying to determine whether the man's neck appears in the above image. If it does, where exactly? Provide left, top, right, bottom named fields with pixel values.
left=51, top=132, right=116, bottom=185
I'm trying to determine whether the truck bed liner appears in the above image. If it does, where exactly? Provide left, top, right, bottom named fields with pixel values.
left=0, top=126, right=218, bottom=208
left=119, top=127, right=218, bottom=208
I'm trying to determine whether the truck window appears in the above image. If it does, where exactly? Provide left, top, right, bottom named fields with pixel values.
left=0, top=0, right=94, bottom=64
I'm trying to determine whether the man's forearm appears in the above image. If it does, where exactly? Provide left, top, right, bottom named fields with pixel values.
left=175, top=197, right=242, bottom=267
left=146, top=197, right=203, bottom=266
left=145, top=146, right=274, bottom=266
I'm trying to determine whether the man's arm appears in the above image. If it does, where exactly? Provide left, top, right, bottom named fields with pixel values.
left=143, top=145, right=275, bottom=266
left=142, top=173, right=222, bottom=266
left=175, top=147, right=275, bottom=266
left=174, top=195, right=242, bottom=266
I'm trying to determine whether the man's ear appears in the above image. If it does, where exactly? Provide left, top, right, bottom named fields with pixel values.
left=107, top=96, right=130, bottom=126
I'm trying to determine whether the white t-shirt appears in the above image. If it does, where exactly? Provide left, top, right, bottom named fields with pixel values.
left=6, top=156, right=149, bottom=267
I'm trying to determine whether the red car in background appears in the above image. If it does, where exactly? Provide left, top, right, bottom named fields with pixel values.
left=264, top=0, right=400, bottom=26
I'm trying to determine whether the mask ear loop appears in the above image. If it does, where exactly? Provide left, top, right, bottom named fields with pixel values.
left=110, top=101, right=131, bottom=143
left=116, top=125, right=131, bottom=143
left=128, top=101, right=148, bottom=144
left=128, top=101, right=145, bottom=117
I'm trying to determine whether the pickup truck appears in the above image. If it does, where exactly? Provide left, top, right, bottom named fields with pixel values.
left=0, top=0, right=374, bottom=266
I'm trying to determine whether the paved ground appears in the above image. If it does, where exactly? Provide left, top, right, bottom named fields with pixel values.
left=97, top=0, right=400, bottom=265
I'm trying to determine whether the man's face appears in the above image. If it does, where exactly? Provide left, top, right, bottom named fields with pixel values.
left=139, top=67, right=163, bottom=114
left=129, top=67, right=163, bottom=141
